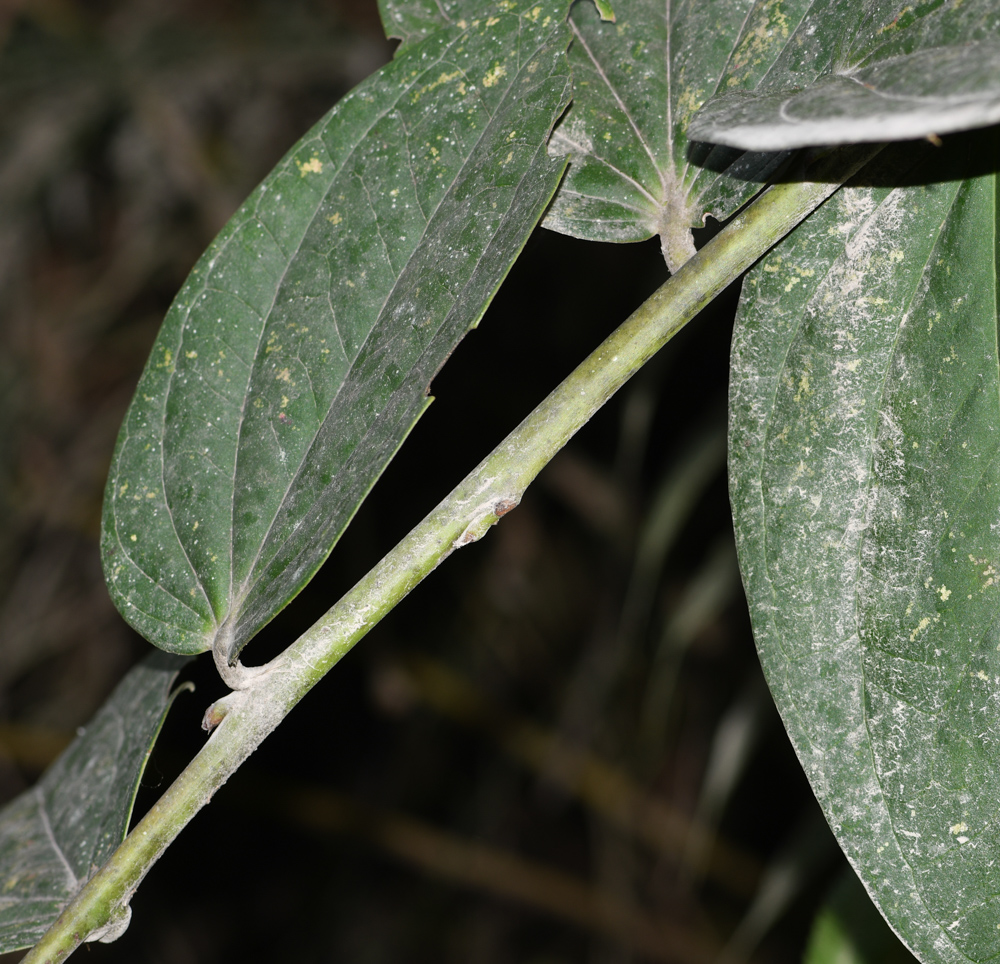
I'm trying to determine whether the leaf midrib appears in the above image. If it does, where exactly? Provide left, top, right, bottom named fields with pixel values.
left=152, top=31, right=462, bottom=640
left=229, top=15, right=559, bottom=633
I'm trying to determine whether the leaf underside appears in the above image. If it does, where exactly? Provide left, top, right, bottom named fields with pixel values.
left=730, top=131, right=1000, bottom=964
left=541, top=0, right=794, bottom=270
left=376, top=0, right=470, bottom=48
left=375, top=0, right=615, bottom=48
left=101, top=4, right=572, bottom=663
left=0, top=653, right=189, bottom=951
left=690, top=0, right=1000, bottom=151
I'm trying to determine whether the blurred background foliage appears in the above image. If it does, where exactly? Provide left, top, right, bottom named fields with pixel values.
left=0, top=2, right=916, bottom=962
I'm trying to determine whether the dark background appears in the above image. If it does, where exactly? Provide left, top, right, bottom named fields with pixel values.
left=0, top=2, right=879, bottom=962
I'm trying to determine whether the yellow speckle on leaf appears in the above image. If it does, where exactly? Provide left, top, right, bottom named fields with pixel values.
left=677, top=84, right=705, bottom=119
left=345, top=279, right=355, bottom=288
left=276, top=368, right=292, bottom=383
left=328, top=212, right=342, bottom=225
left=486, top=16, right=500, bottom=26
left=119, top=482, right=129, bottom=495
left=976, top=670, right=990, bottom=681
left=950, top=822, right=968, bottom=835
left=502, top=151, right=513, bottom=165
left=939, top=585, right=952, bottom=601
left=526, top=5, right=542, bottom=21
left=130, top=534, right=137, bottom=542
left=603, top=132, right=611, bottom=141
left=879, top=5, right=913, bottom=32
left=889, top=249, right=904, bottom=263
left=185, top=350, right=197, bottom=359
left=281, top=395, right=289, bottom=407
left=296, top=156, right=323, bottom=177
left=483, top=62, right=507, bottom=87
left=193, top=521, right=199, bottom=530
left=909, top=616, right=931, bottom=641
left=411, top=70, right=462, bottom=103
left=784, top=276, right=801, bottom=292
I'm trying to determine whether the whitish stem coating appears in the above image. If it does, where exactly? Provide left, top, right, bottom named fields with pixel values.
left=21, top=143, right=880, bottom=964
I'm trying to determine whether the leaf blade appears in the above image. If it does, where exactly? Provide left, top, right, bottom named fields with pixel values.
left=0, top=653, right=189, bottom=951
left=729, top=132, right=1000, bottom=964
left=102, top=6, right=572, bottom=661
left=690, top=1, right=1000, bottom=150
left=541, top=0, right=793, bottom=269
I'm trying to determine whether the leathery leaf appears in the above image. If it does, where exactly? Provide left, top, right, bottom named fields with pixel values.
left=690, top=0, right=1000, bottom=151
left=541, top=0, right=793, bottom=272
left=729, top=131, right=1000, bottom=963
left=101, top=3, right=572, bottom=663
left=0, top=653, right=189, bottom=950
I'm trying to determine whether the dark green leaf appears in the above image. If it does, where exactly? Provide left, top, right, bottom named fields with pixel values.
left=690, top=1, right=1000, bottom=150
left=101, top=5, right=572, bottom=662
left=0, top=653, right=189, bottom=951
left=730, top=132, right=1000, bottom=964
left=376, top=0, right=462, bottom=47
left=541, top=0, right=792, bottom=271
left=375, top=1, right=613, bottom=48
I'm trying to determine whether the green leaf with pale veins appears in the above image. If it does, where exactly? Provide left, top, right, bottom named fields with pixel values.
left=729, top=130, right=1000, bottom=964
left=690, top=0, right=1000, bottom=150
left=101, top=4, right=572, bottom=663
left=541, top=0, right=794, bottom=272
left=0, top=653, right=190, bottom=951
left=376, top=0, right=466, bottom=48
left=376, top=1, right=613, bottom=48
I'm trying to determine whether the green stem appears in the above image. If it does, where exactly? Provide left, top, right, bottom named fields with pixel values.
left=22, top=144, right=878, bottom=963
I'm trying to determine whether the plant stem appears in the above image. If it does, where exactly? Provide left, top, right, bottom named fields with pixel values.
left=22, top=144, right=878, bottom=963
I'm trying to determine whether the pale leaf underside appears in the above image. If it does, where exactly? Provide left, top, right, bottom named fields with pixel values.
left=730, top=134, right=1000, bottom=964
left=690, top=2, right=1000, bottom=150
left=0, top=654, right=188, bottom=951
left=540, top=0, right=799, bottom=270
